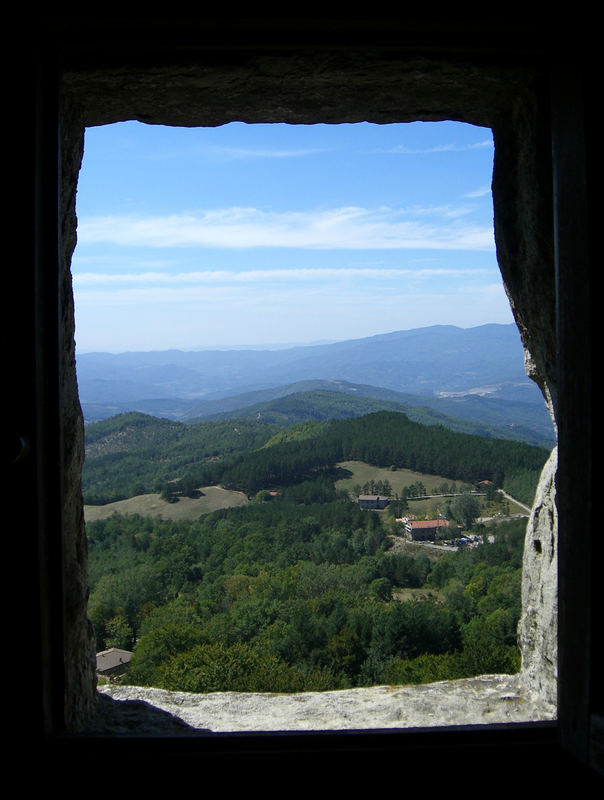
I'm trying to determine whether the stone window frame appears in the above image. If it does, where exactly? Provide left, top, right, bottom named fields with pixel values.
left=14, top=18, right=598, bottom=777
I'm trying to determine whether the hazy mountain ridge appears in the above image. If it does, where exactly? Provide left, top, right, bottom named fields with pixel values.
left=77, top=324, right=553, bottom=445
left=77, top=323, right=535, bottom=407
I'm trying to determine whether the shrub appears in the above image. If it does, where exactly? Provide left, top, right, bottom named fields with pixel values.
left=156, top=641, right=337, bottom=693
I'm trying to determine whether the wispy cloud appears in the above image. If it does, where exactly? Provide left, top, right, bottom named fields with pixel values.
left=74, top=266, right=490, bottom=287
left=140, top=143, right=329, bottom=163
left=77, top=205, right=494, bottom=251
left=387, top=139, right=493, bottom=155
left=463, top=185, right=492, bottom=199
left=202, top=145, right=329, bottom=161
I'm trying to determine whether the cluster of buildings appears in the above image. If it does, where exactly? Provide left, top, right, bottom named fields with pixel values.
left=356, top=493, right=455, bottom=542
left=397, top=516, right=452, bottom=541
left=357, top=481, right=495, bottom=543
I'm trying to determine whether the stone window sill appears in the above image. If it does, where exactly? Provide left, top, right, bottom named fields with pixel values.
left=81, top=674, right=556, bottom=736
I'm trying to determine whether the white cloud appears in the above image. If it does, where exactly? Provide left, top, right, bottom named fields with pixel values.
left=140, top=142, right=329, bottom=163
left=387, top=140, right=493, bottom=155
left=202, top=145, right=330, bottom=161
left=463, top=185, right=492, bottom=199
left=73, top=266, right=491, bottom=287
left=73, top=268, right=505, bottom=323
left=77, top=205, right=495, bottom=251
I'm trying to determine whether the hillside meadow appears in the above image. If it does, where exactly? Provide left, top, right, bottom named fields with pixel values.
left=84, top=460, right=530, bottom=524
left=335, top=461, right=468, bottom=496
left=84, top=485, right=248, bottom=522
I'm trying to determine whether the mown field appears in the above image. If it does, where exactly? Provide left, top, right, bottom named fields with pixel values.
left=335, top=460, right=465, bottom=496
left=84, top=485, right=248, bottom=522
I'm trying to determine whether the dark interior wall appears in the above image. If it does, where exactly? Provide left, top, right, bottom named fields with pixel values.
left=59, top=25, right=561, bottom=727
left=12, top=17, right=598, bottom=780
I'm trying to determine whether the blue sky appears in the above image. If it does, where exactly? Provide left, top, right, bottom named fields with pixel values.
left=72, top=120, right=512, bottom=353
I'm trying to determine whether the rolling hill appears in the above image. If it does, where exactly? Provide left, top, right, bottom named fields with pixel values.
left=199, top=384, right=553, bottom=447
left=83, top=405, right=551, bottom=509
left=77, top=323, right=554, bottom=445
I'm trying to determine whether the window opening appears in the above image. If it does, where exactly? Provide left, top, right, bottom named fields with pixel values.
left=73, top=120, right=555, bottom=729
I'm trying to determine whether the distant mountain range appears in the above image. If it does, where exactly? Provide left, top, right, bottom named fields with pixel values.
left=77, top=323, right=555, bottom=446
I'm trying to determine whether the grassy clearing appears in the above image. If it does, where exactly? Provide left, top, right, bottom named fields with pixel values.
left=84, top=485, right=248, bottom=522
left=393, top=586, right=444, bottom=602
left=335, top=460, right=465, bottom=496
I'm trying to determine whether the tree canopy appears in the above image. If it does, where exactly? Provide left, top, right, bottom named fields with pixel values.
left=86, top=408, right=539, bottom=693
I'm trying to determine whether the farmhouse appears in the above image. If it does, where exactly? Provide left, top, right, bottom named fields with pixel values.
left=96, top=648, right=133, bottom=680
left=358, top=494, right=390, bottom=510
left=404, top=518, right=450, bottom=541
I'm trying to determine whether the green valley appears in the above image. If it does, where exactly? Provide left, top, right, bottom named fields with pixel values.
left=86, top=402, right=550, bottom=694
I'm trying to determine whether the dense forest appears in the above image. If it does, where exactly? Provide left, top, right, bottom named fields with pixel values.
left=84, top=410, right=550, bottom=507
left=83, top=414, right=283, bottom=504
left=86, top=406, right=550, bottom=693
left=88, top=500, right=525, bottom=693
left=165, top=411, right=549, bottom=505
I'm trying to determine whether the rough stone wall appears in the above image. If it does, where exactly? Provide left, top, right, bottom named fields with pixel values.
left=489, top=90, right=559, bottom=705
left=59, top=100, right=98, bottom=729
left=57, top=45, right=559, bottom=728
left=491, top=94, right=558, bottom=424
left=518, top=448, right=558, bottom=703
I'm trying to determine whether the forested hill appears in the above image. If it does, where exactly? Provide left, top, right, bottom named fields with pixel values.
left=200, top=387, right=552, bottom=448
left=182, top=411, right=551, bottom=502
left=83, top=413, right=283, bottom=505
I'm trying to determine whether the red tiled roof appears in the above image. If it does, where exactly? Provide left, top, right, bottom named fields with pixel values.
left=409, top=519, right=449, bottom=528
